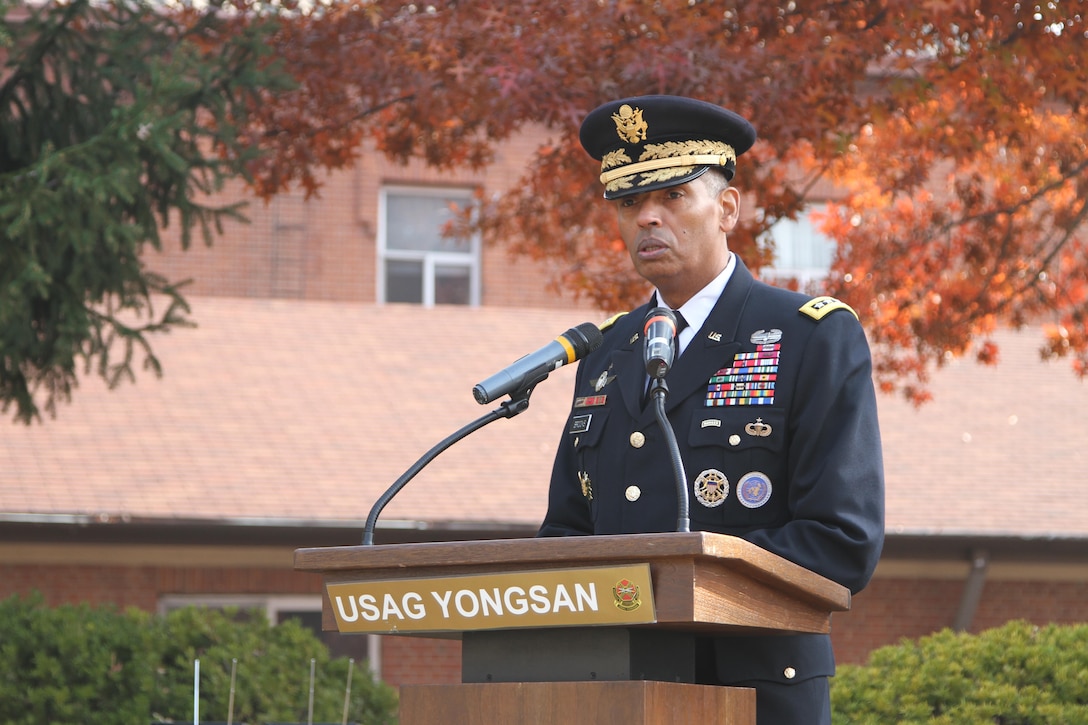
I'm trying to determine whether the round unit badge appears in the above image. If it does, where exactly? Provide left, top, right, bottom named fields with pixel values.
left=694, top=469, right=729, bottom=508
left=737, top=471, right=772, bottom=508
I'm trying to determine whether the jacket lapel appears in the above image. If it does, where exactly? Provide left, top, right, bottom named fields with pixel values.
left=664, top=259, right=756, bottom=410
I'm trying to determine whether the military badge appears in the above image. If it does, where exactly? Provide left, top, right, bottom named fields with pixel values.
left=594, top=370, right=616, bottom=392
left=750, top=329, right=783, bottom=345
left=611, top=104, right=648, bottom=143
left=744, top=417, right=772, bottom=437
left=578, top=471, right=593, bottom=500
left=737, top=471, right=772, bottom=508
left=694, top=469, right=729, bottom=508
left=612, top=578, right=642, bottom=611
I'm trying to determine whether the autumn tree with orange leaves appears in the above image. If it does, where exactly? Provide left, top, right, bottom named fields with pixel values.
left=236, top=0, right=1088, bottom=404
left=4, top=0, right=1087, bottom=421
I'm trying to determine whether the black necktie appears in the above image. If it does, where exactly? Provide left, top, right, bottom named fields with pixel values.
left=675, top=311, right=690, bottom=337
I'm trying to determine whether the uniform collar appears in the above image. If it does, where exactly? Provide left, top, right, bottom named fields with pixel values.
left=653, top=252, right=735, bottom=355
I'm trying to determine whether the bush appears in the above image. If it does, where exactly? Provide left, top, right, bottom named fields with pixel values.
left=0, top=594, right=397, bottom=725
left=831, top=620, right=1088, bottom=724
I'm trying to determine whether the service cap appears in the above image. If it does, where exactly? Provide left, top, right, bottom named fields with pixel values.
left=579, top=95, right=756, bottom=200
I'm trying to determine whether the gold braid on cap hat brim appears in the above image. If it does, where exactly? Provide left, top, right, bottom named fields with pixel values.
left=599, top=140, right=737, bottom=189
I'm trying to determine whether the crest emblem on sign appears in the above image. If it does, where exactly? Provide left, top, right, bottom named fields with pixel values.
left=612, top=104, right=648, bottom=143
left=613, top=578, right=642, bottom=611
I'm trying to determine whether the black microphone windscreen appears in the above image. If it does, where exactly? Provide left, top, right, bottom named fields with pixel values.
left=568, top=322, right=605, bottom=357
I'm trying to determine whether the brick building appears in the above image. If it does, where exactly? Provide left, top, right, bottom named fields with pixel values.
left=3, top=130, right=1087, bottom=692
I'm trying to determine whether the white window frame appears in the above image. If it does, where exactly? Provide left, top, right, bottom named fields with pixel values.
left=377, top=184, right=481, bottom=307
left=762, top=203, right=836, bottom=288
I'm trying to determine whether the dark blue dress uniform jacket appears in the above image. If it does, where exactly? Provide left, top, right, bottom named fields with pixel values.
left=539, top=258, right=885, bottom=688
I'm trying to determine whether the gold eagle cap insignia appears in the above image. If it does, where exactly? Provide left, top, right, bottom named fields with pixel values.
left=612, top=104, right=648, bottom=144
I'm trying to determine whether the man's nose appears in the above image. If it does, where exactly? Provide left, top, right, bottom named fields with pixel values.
left=636, top=201, right=662, bottom=227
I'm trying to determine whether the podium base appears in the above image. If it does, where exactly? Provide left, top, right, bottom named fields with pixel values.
left=399, top=680, right=756, bottom=725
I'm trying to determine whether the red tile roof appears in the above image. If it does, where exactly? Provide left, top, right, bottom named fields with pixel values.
left=2, top=298, right=1086, bottom=540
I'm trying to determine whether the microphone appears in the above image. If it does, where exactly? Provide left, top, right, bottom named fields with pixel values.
left=473, top=322, right=604, bottom=404
left=643, top=307, right=678, bottom=379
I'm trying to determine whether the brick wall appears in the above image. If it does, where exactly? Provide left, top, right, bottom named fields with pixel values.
left=5, top=561, right=1088, bottom=687
left=147, top=130, right=602, bottom=312
left=0, top=563, right=313, bottom=611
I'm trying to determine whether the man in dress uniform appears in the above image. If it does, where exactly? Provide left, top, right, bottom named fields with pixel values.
left=538, top=95, right=885, bottom=724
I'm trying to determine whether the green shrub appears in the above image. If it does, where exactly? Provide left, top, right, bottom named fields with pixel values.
left=0, top=594, right=156, bottom=724
left=0, top=594, right=397, bottom=725
left=832, top=620, right=1088, bottom=724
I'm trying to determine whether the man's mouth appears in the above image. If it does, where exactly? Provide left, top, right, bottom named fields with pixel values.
left=637, top=238, right=669, bottom=259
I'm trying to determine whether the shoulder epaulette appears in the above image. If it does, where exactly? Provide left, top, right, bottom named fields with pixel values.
left=798, top=296, right=858, bottom=321
left=599, top=311, right=629, bottom=331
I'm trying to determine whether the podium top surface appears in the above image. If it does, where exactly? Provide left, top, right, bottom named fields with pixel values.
left=295, top=531, right=849, bottom=615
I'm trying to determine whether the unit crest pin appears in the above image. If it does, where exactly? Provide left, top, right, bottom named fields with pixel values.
left=578, top=471, right=593, bottom=501
left=613, top=578, right=642, bottom=611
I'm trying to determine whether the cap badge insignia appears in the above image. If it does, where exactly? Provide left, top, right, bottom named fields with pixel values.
left=612, top=104, right=648, bottom=143
left=613, top=578, right=642, bottom=611
left=578, top=470, right=593, bottom=500
left=694, top=469, right=729, bottom=508
left=737, top=471, right=772, bottom=508
left=745, top=418, right=773, bottom=437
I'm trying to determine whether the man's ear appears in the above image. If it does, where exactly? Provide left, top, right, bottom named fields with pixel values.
left=719, top=185, right=741, bottom=232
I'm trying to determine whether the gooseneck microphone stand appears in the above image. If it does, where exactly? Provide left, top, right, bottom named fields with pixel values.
left=648, top=379, right=691, bottom=533
left=361, top=388, right=534, bottom=546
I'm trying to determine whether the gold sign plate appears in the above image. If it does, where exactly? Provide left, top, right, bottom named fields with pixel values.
left=327, top=564, right=656, bottom=634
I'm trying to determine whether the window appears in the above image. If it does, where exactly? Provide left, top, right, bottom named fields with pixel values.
left=763, top=204, right=836, bottom=288
left=378, top=186, right=480, bottom=306
left=159, top=594, right=380, bottom=675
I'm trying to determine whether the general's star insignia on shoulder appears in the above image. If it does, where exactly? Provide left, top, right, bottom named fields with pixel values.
left=799, top=296, right=858, bottom=321
left=599, top=312, right=628, bottom=331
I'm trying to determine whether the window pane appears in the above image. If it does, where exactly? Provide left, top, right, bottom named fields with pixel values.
left=277, top=610, right=369, bottom=661
left=386, top=259, right=423, bottom=303
left=767, top=206, right=835, bottom=281
left=435, top=264, right=471, bottom=305
left=386, top=194, right=472, bottom=253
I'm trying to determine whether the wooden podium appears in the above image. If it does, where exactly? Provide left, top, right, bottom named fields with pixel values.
left=294, top=531, right=850, bottom=725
